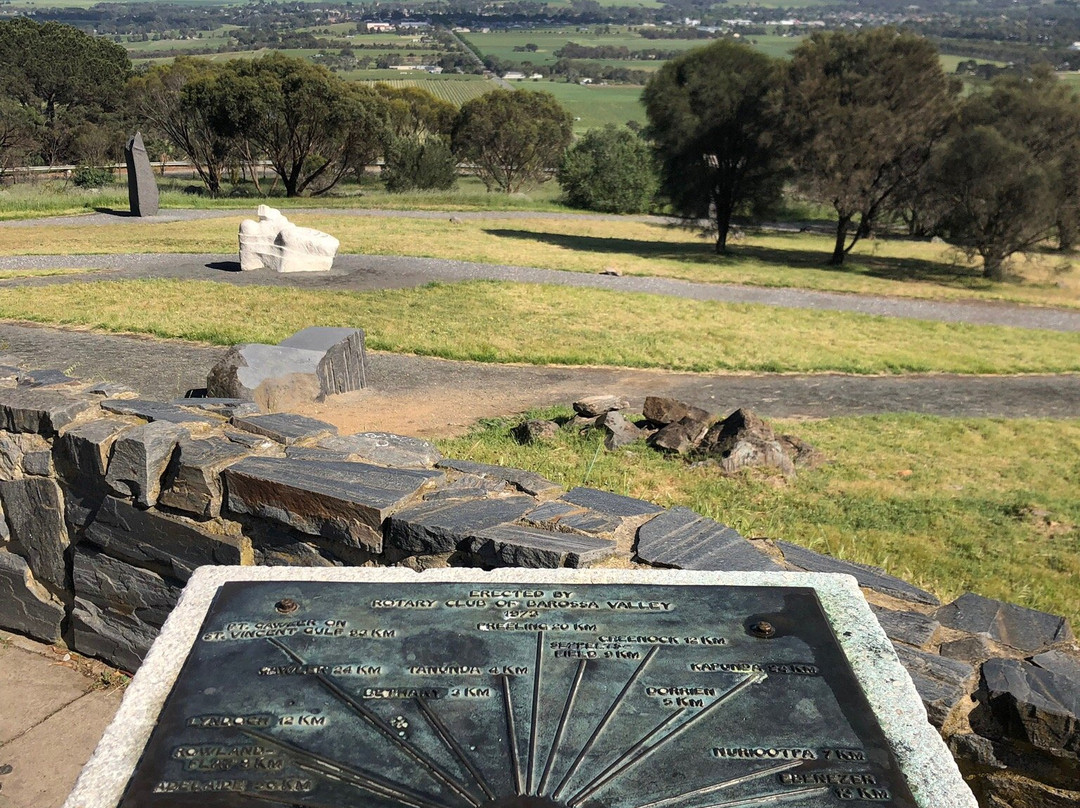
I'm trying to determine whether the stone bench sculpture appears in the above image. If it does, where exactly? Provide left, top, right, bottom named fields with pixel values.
left=238, top=205, right=340, bottom=273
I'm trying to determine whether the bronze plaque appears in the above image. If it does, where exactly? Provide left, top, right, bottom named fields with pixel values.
left=119, top=582, right=917, bottom=808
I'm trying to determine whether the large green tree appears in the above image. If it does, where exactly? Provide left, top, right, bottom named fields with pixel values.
left=926, top=70, right=1080, bottom=280
left=784, top=28, right=959, bottom=265
left=0, top=18, right=130, bottom=165
left=643, top=39, right=784, bottom=252
left=230, top=54, right=389, bottom=197
left=452, top=89, right=573, bottom=193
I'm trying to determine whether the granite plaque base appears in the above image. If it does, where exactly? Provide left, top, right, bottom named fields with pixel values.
left=64, top=569, right=977, bottom=808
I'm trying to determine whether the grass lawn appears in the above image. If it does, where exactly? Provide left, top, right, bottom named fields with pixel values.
left=438, top=412, right=1080, bottom=626
left=0, top=279, right=1078, bottom=375
left=2, top=210, right=1076, bottom=310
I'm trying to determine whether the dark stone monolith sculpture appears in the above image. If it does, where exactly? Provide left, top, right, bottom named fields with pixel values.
left=124, top=131, right=159, bottom=217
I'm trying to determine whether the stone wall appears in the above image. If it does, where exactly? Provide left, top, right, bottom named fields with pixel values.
left=0, top=372, right=1075, bottom=807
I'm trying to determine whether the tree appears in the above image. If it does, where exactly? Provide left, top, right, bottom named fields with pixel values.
left=229, top=54, right=389, bottom=197
left=0, top=100, right=39, bottom=177
left=784, top=28, right=959, bottom=265
left=376, top=84, right=456, bottom=139
left=0, top=19, right=130, bottom=165
left=382, top=135, right=457, bottom=192
left=925, top=71, right=1080, bottom=280
left=643, top=39, right=784, bottom=252
left=557, top=125, right=657, bottom=214
left=452, top=90, right=573, bottom=193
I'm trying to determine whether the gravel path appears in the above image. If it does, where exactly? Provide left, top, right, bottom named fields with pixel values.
left=1, top=322, right=1078, bottom=419
left=2, top=252, right=1078, bottom=332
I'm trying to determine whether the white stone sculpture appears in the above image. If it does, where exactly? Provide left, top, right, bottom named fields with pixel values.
left=237, top=205, right=340, bottom=273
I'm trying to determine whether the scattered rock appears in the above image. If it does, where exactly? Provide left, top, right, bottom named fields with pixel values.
left=573, top=395, right=629, bottom=417
left=598, top=410, right=643, bottom=449
left=698, top=408, right=797, bottom=477
left=935, top=592, right=1073, bottom=653
left=512, top=419, right=560, bottom=444
left=642, top=396, right=710, bottom=426
left=649, top=414, right=711, bottom=455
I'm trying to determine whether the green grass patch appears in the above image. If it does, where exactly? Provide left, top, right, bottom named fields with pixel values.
left=438, top=412, right=1080, bottom=625
left=0, top=279, right=1078, bottom=374
left=2, top=211, right=1076, bottom=310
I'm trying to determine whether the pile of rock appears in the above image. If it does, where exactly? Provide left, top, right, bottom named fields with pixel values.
left=205, top=325, right=367, bottom=410
left=516, top=395, right=822, bottom=477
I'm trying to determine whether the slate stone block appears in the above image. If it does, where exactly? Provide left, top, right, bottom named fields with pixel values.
left=17, top=368, right=78, bottom=388
left=206, top=343, right=325, bottom=409
left=230, top=413, right=337, bottom=445
left=0, top=477, right=68, bottom=591
left=105, top=420, right=187, bottom=507
left=573, top=395, right=628, bottom=417
left=72, top=545, right=179, bottom=671
left=467, top=524, right=615, bottom=568
left=85, top=496, right=252, bottom=581
left=521, top=500, right=585, bottom=527
left=125, top=131, right=159, bottom=217
left=224, top=457, right=442, bottom=552
left=0, top=431, right=49, bottom=480
left=0, top=388, right=94, bottom=436
left=55, top=417, right=130, bottom=488
left=158, top=436, right=252, bottom=519
left=1031, top=650, right=1080, bottom=680
left=318, top=433, right=442, bottom=469
left=278, top=326, right=367, bottom=394
left=634, top=506, right=781, bottom=572
left=562, top=486, right=664, bottom=518
left=935, top=592, right=1073, bottom=653
left=870, top=606, right=941, bottom=650
left=939, top=636, right=998, bottom=664
left=981, top=657, right=1080, bottom=756
left=423, top=474, right=508, bottom=501
left=437, top=458, right=561, bottom=497
left=85, top=382, right=136, bottom=398
left=170, top=397, right=262, bottom=418
left=251, top=532, right=340, bottom=568
left=101, top=399, right=222, bottom=426
left=0, top=549, right=64, bottom=643
left=777, top=540, right=940, bottom=606
left=21, top=449, right=52, bottom=477
left=893, top=644, right=975, bottom=727
left=556, top=510, right=623, bottom=536
left=385, top=495, right=536, bottom=555
left=223, top=427, right=278, bottom=451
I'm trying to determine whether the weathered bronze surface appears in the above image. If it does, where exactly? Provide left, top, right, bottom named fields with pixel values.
left=119, top=582, right=918, bottom=808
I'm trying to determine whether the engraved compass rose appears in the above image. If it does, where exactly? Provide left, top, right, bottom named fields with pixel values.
left=118, top=582, right=918, bottom=808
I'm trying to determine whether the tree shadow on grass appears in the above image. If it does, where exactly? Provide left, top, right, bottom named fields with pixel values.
left=483, top=228, right=992, bottom=290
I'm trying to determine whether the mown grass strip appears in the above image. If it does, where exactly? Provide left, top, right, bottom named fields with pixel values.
left=438, top=412, right=1080, bottom=626
left=0, top=279, right=1078, bottom=374
left=1, top=213, right=1076, bottom=310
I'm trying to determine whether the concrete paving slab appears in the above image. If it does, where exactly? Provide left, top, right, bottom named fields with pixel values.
left=0, top=643, right=87, bottom=744
left=0, top=688, right=123, bottom=808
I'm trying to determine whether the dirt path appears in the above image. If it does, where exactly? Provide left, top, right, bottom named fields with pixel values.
left=0, top=323, right=1077, bottom=437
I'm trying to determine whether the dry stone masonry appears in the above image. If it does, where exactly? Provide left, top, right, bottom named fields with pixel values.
left=0, top=366, right=1073, bottom=807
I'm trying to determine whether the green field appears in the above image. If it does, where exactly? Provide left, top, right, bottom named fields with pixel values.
left=533, top=81, right=647, bottom=130
left=464, top=26, right=717, bottom=67
left=360, top=77, right=501, bottom=105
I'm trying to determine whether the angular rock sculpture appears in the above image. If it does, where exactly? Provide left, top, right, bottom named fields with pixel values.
left=124, top=131, right=159, bottom=217
left=205, top=327, right=368, bottom=409
left=238, top=205, right=339, bottom=273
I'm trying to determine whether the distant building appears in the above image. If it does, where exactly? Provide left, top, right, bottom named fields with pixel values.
left=504, top=71, right=526, bottom=80
left=365, top=22, right=393, bottom=32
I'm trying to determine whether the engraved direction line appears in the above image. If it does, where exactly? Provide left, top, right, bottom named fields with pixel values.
left=569, top=672, right=766, bottom=807
left=552, top=645, right=660, bottom=800
left=242, top=727, right=445, bottom=808
left=633, top=760, right=805, bottom=808
left=568, top=709, right=687, bottom=808
left=243, top=791, right=346, bottom=808
left=527, top=630, right=544, bottom=796
left=501, top=673, right=524, bottom=795
left=415, top=694, right=497, bottom=801
left=693, top=785, right=830, bottom=808
left=538, top=659, right=589, bottom=796
left=266, top=638, right=481, bottom=808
